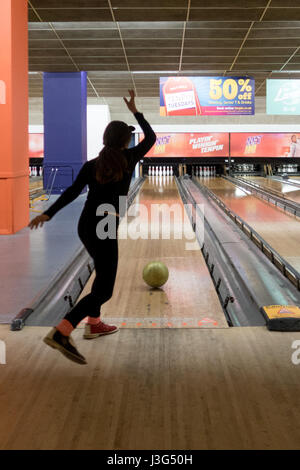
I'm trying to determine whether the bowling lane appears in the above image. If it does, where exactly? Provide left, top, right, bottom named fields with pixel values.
left=29, top=176, right=43, bottom=194
left=198, top=177, right=300, bottom=273
left=243, top=176, right=300, bottom=204
left=77, top=176, right=227, bottom=329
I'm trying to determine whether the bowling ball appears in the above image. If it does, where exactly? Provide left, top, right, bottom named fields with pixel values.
left=143, top=261, right=169, bottom=288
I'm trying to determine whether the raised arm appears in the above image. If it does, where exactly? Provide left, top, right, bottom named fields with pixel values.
left=129, top=112, right=157, bottom=160
left=28, top=162, right=89, bottom=229
left=123, top=90, right=156, bottom=165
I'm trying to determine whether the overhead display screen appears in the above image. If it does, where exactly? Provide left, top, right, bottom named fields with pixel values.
left=160, top=76, right=255, bottom=116
left=140, top=132, right=229, bottom=158
left=267, top=79, right=300, bottom=115
left=29, top=133, right=44, bottom=158
left=231, top=133, right=300, bottom=158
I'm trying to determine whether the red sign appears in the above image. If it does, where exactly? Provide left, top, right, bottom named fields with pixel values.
left=29, top=133, right=44, bottom=158
left=231, top=133, right=300, bottom=158
left=141, top=133, right=229, bottom=158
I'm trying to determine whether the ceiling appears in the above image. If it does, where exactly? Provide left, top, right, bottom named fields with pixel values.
left=28, top=0, right=300, bottom=103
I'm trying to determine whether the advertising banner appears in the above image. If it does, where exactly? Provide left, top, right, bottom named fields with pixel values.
left=267, top=79, right=300, bottom=115
left=231, top=133, right=300, bottom=158
left=29, top=133, right=44, bottom=159
left=160, top=76, right=255, bottom=116
left=140, top=132, right=229, bottom=158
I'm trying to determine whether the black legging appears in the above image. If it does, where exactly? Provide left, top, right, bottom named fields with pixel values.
left=64, top=209, right=120, bottom=328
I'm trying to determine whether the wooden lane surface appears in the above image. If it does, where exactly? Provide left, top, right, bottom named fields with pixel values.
left=76, top=177, right=227, bottom=329
left=29, top=177, right=43, bottom=191
left=199, top=177, right=300, bottom=273
left=1, top=324, right=300, bottom=449
left=245, top=176, right=300, bottom=204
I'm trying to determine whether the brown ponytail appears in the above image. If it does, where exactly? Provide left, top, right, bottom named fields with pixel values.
left=95, top=120, right=134, bottom=184
left=95, top=146, right=128, bottom=184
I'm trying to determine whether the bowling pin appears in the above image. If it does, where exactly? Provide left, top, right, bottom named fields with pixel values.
left=148, top=166, right=151, bottom=176
left=170, top=166, right=173, bottom=176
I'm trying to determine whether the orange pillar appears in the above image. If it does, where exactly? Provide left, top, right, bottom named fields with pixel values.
left=0, top=0, right=28, bottom=234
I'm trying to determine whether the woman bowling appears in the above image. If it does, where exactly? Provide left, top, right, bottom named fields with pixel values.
left=28, top=90, right=156, bottom=365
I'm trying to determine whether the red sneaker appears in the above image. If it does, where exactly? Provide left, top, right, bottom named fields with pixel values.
left=83, top=320, right=119, bottom=339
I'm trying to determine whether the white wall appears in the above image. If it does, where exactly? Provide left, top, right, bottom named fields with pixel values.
left=87, top=104, right=111, bottom=160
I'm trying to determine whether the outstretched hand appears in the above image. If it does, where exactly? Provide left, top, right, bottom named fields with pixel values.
left=28, top=214, right=50, bottom=230
left=123, top=89, right=138, bottom=114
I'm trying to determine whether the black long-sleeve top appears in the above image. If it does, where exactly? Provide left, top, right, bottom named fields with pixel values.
left=43, top=112, right=156, bottom=220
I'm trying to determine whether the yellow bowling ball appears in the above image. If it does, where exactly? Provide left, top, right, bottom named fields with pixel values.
left=143, top=261, right=169, bottom=288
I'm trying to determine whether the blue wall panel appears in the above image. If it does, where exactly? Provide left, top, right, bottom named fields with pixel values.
left=43, top=72, right=87, bottom=194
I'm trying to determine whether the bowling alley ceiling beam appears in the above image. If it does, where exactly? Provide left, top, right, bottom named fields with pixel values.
left=107, top=0, right=138, bottom=101
left=280, top=46, right=300, bottom=71
left=258, top=0, right=272, bottom=23
left=255, top=45, right=300, bottom=96
left=28, top=0, right=106, bottom=103
left=225, top=1, right=271, bottom=78
left=26, top=2, right=300, bottom=100
left=226, top=22, right=255, bottom=74
left=178, top=0, right=191, bottom=73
